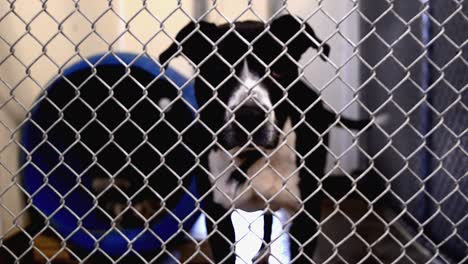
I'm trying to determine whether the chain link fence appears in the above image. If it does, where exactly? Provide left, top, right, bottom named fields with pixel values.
left=0, top=0, right=466, bottom=263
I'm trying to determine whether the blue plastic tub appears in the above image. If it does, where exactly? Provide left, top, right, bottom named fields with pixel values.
left=21, top=53, right=200, bottom=256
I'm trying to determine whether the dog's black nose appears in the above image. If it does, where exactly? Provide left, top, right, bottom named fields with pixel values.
left=234, top=106, right=267, bottom=132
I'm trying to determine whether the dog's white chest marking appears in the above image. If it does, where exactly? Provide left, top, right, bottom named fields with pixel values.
left=208, top=118, right=301, bottom=213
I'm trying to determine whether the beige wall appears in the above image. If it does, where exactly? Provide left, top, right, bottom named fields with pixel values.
left=206, top=0, right=270, bottom=23
left=117, top=0, right=198, bottom=77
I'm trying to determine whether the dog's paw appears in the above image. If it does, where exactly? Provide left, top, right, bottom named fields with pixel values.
left=375, top=112, right=391, bottom=127
left=252, top=246, right=270, bottom=264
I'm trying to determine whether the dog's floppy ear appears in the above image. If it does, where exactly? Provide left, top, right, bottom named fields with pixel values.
left=160, top=21, right=219, bottom=67
left=270, top=14, right=330, bottom=61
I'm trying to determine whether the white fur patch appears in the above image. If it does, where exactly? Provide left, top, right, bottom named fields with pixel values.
left=208, top=118, right=301, bottom=213
left=228, top=61, right=272, bottom=110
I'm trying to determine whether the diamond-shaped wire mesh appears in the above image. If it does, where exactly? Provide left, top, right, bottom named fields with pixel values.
left=0, top=0, right=466, bottom=263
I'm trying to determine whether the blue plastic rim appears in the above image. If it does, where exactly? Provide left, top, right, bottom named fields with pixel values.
left=21, top=52, right=200, bottom=256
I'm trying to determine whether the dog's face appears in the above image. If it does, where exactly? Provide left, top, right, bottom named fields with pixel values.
left=161, top=15, right=330, bottom=151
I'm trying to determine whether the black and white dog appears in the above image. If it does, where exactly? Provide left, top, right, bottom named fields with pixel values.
left=161, top=15, right=382, bottom=263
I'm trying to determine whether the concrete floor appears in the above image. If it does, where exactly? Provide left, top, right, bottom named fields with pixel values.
left=0, top=197, right=432, bottom=263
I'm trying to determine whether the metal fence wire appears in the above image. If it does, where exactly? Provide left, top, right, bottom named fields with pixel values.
left=0, top=0, right=466, bottom=263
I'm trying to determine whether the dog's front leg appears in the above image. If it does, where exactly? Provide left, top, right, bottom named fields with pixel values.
left=205, top=201, right=236, bottom=263
left=289, top=197, right=321, bottom=263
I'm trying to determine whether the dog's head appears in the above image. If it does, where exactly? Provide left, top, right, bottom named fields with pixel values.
left=160, top=15, right=330, bottom=151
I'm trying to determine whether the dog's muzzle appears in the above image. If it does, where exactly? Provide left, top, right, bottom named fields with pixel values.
left=235, top=105, right=265, bottom=132
left=220, top=105, right=278, bottom=150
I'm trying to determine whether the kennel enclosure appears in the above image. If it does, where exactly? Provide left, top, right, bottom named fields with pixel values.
left=0, top=0, right=466, bottom=263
